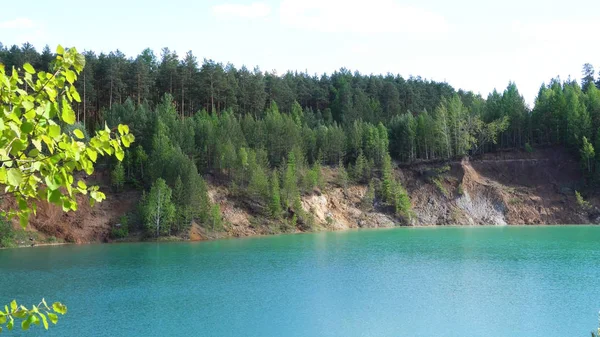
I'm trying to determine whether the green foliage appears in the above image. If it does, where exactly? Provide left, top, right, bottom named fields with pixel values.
left=434, top=165, right=451, bottom=174
left=111, top=162, right=125, bottom=192
left=524, top=142, right=534, bottom=153
left=0, top=299, right=67, bottom=333
left=337, top=159, right=349, bottom=190
left=142, top=178, right=176, bottom=237
left=301, top=161, right=322, bottom=193
left=580, top=136, right=595, bottom=174
left=352, top=149, right=369, bottom=183
left=361, top=180, right=376, bottom=211
left=282, top=151, right=299, bottom=207
left=575, top=191, right=592, bottom=210
left=289, top=213, right=297, bottom=231
left=381, top=153, right=394, bottom=202
left=110, top=215, right=129, bottom=239
left=0, top=218, right=15, bottom=248
left=0, top=46, right=134, bottom=226
left=248, top=165, right=269, bottom=202
left=210, top=204, right=223, bottom=231
left=432, top=177, right=449, bottom=198
left=508, top=198, right=521, bottom=205
left=391, top=180, right=412, bottom=220
left=457, top=183, right=464, bottom=196
left=269, top=170, right=282, bottom=218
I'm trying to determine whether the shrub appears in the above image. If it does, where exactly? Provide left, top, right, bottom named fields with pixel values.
left=435, top=165, right=451, bottom=174
left=110, top=215, right=130, bottom=239
left=457, top=183, right=464, bottom=196
left=432, top=177, right=449, bottom=197
left=525, top=142, right=534, bottom=153
left=508, top=198, right=521, bottom=205
left=575, top=191, right=592, bottom=210
left=0, top=218, right=15, bottom=248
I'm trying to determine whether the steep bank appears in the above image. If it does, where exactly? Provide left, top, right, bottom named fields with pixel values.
left=9, top=147, right=597, bottom=244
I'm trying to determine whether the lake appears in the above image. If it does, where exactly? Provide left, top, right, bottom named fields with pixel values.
left=1, top=226, right=599, bottom=337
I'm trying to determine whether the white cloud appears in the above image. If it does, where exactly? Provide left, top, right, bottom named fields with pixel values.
left=511, top=20, right=600, bottom=43
left=0, top=17, right=47, bottom=47
left=279, top=0, right=449, bottom=34
left=212, top=2, right=272, bottom=19
left=0, top=17, right=35, bottom=29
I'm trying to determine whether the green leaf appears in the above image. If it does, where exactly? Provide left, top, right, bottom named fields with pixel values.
left=77, top=180, right=87, bottom=190
left=56, top=45, right=64, bottom=55
left=65, top=70, right=75, bottom=84
left=115, top=148, right=124, bottom=161
left=0, top=313, right=6, bottom=324
left=61, top=104, right=76, bottom=125
left=28, top=149, right=40, bottom=157
left=117, top=124, right=129, bottom=135
left=49, top=189, right=62, bottom=205
left=20, top=122, right=34, bottom=134
left=47, top=313, right=58, bottom=325
left=49, top=124, right=61, bottom=138
left=21, top=100, right=34, bottom=111
left=9, top=301, right=16, bottom=312
left=86, top=148, right=97, bottom=162
left=18, top=198, right=27, bottom=211
left=19, top=213, right=29, bottom=229
left=39, top=313, right=48, bottom=330
left=7, top=169, right=23, bottom=186
left=22, top=315, right=34, bottom=330
left=23, top=63, right=35, bottom=74
left=24, top=108, right=36, bottom=119
left=7, top=317, right=13, bottom=330
left=73, top=129, right=84, bottom=139
left=70, top=86, right=81, bottom=102
left=52, top=303, right=67, bottom=315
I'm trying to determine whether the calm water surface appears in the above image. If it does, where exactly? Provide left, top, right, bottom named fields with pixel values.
left=2, top=226, right=600, bottom=337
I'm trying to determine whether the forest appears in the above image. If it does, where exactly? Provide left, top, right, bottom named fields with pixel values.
left=2, top=42, right=600, bottom=238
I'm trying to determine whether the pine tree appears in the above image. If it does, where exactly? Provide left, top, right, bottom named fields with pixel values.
left=111, top=162, right=125, bottom=192
left=361, top=179, right=376, bottom=211
left=282, top=151, right=298, bottom=207
left=353, top=149, right=368, bottom=183
left=248, top=165, right=269, bottom=202
left=210, top=204, right=223, bottom=231
left=337, top=158, right=349, bottom=190
left=392, top=180, right=412, bottom=220
left=381, top=153, right=394, bottom=202
left=580, top=136, right=595, bottom=174
left=269, top=171, right=282, bottom=218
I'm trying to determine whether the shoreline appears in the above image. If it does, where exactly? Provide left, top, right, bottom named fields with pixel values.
left=4, top=223, right=598, bottom=250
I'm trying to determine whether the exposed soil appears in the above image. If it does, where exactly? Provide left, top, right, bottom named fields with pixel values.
left=9, top=147, right=597, bottom=245
left=7, top=173, right=141, bottom=244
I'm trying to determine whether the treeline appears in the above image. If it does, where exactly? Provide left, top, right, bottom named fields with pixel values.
left=105, top=96, right=412, bottom=235
left=3, top=42, right=600, bottom=235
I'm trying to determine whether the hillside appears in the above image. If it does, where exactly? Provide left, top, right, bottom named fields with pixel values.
left=7, top=147, right=595, bottom=246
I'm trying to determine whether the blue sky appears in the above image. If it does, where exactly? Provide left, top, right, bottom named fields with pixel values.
left=1, top=0, right=599, bottom=106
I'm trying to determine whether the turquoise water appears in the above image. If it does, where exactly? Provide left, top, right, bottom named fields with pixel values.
left=1, top=226, right=600, bottom=337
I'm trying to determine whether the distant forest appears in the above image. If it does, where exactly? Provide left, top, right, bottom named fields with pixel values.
left=2, top=42, right=599, bottom=235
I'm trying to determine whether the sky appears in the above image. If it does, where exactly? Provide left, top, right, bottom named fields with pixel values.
left=1, top=0, right=600, bottom=106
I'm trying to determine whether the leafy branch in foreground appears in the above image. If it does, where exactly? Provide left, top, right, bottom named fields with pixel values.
left=0, top=299, right=66, bottom=333
left=0, top=46, right=135, bottom=332
left=0, top=45, right=134, bottom=226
